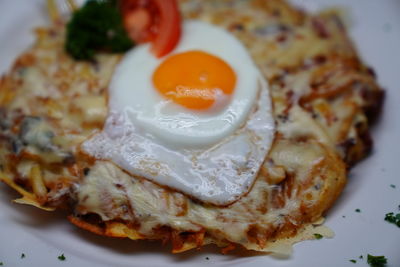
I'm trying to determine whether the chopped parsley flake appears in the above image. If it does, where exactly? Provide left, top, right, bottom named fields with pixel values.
left=390, top=184, right=396, bottom=188
left=58, top=254, right=66, bottom=261
left=359, top=255, right=364, bottom=259
left=21, top=253, right=25, bottom=259
left=0, top=262, right=3, bottom=266
left=205, top=257, right=210, bottom=260
left=355, top=209, right=361, bottom=213
left=349, top=259, right=357, bottom=263
left=384, top=212, right=400, bottom=227
left=314, top=233, right=323, bottom=239
left=367, top=254, right=387, bottom=267
left=342, top=215, right=346, bottom=218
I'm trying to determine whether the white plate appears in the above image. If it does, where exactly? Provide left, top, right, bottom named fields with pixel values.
left=1, top=0, right=399, bottom=266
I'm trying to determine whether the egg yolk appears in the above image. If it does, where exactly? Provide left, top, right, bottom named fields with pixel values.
left=152, top=50, right=236, bottom=110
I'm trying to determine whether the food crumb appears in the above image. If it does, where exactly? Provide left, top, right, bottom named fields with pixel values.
left=359, top=255, right=364, bottom=259
left=205, top=257, right=210, bottom=260
left=390, top=184, right=396, bottom=189
left=58, top=254, right=66, bottom=261
left=355, top=209, right=361, bottom=213
left=21, top=253, right=25, bottom=259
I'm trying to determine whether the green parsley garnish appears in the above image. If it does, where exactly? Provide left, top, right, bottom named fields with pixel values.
left=66, top=0, right=134, bottom=60
left=0, top=262, right=3, bottom=266
left=367, top=254, right=387, bottom=267
left=390, top=184, right=396, bottom=188
left=314, top=233, right=323, bottom=239
left=58, top=254, right=66, bottom=261
left=21, top=253, right=25, bottom=259
left=384, top=212, right=400, bottom=227
left=359, top=255, right=364, bottom=259
left=355, top=209, right=361, bottom=213
left=349, top=259, right=357, bottom=263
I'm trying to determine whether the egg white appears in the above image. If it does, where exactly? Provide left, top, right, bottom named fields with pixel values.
left=109, top=21, right=261, bottom=148
left=82, top=21, right=275, bottom=205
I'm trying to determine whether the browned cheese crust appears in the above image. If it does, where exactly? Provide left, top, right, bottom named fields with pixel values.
left=0, top=0, right=383, bottom=254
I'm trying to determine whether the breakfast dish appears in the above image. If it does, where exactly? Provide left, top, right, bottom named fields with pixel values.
left=0, top=0, right=383, bottom=255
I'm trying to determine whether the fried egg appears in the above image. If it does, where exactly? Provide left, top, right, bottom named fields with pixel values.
left=82, top=21, right=275, bottom=205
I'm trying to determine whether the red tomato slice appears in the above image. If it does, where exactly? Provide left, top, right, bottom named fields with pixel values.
left=120, top=0, right=181, bottom=57
left=150, top=0, right=181, bottom=57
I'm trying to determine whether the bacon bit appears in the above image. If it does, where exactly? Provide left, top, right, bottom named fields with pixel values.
left=313, top=54, right=327, bottom=65
left=311, top=17, right=330, bottom=39
left=247, top=224, right=268, bottom=248
left=282, top=90, right=294, bottom=115
left=272, top=8, right=281, bottom=17
left=14, top=53, right=36, bottom=68
left=257, top=204, right=268, bottom=214
left=171, top=231, right=185, bottom=252
left=228, top=23, right=244, bottom=32
left=188, top=229, right=205, bottom=248
left=75, top=146, right=97, bottom=165
left=221, top=243, right=236, bottom=254
left=276, top=34, right=287, bottom=43
left=276, top=219, right=298, bottom=238
left=195, top=231, right=205, bottom=248
left=6, top=154, right=19, bottom=174
left=81, top=121, right=105, bottom=130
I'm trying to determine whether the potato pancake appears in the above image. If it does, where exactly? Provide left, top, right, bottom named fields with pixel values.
left=0, top=0, right=383, bottom=254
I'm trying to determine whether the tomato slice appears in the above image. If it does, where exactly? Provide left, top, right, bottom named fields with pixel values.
left=120, top=0, right=181, bottom=57
left=150, top=0, right=181, bottom=57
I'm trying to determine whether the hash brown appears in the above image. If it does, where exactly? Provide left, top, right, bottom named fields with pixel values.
left=0, top=0, right=383, bottom=254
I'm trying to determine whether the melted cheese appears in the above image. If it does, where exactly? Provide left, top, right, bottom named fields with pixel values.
left=0, top=0, right=382, bottom=253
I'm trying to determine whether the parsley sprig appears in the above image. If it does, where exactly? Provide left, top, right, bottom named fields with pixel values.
left=367, top=254, right=387, bottom=267
left=384, top=212, right=400, bottom=227
left=314, top=233, right=323, bottom=239
left=58, top=254, right=66, bottom=261
left=66, top=0, right=133, bottom=60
